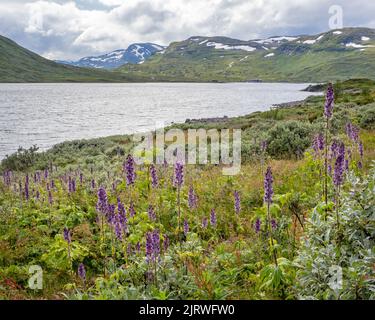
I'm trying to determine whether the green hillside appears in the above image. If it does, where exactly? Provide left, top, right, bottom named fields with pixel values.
left=120, top=27, right=375, bottom=82
left=0, top=35, right=145, bottom=82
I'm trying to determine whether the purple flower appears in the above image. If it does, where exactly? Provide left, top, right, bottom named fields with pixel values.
left=91, top=179, right=95, bottom=190
left=254, top=218, right=261, bottom=233
left=146, top=232, right=153, bottom=263
left=346, top=122, right=359, bottom=142
left=117, top=198, right=127, bottom=231
left=124, top=154, right=136, bottom=186
left=234, top=190, right=241, bottom=215
left=96, top=187, right=108, bottom=215
left=114, top=215, right=123, bottom=241
left=210, top=209, right=217, bottom=227
left=150, top=164, right=158, bottom=188
left=188, top=186, right=198, bottom=210
left=44, top=169, right=49, bottom=180
left=324, top=83, right=334, bottom=119
left=148, top=205, right=156, bottom=221
left=24, top=175, right=29, bottom=201
left=345, top=159, right=349, bottom=172
left=264, top=166, right=274, bottom=204
left=63, top=228, right=71, bottom=244
left=357, top=161, right=363, bottom=169
left=261, top=140, right=267, bottom=153
left=174, top=161, right=184, bottom=188
left=333, top=143, right=345, bottom=187
left=271, top=219, right=277, bottom=230
left=312, top=133, right=324, bottom=157
left=79, top=173, right=83, bottom=185
left=358, top=141, right=364, bottom=158
left=146, top=230, right=160, bottom=264
left=51, top=179, right=55, bottom=189
left=183, top=219, right=189, bottom=235
left=78, top=263, right=86, bottom=282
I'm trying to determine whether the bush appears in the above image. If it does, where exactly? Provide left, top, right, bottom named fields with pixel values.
left=359, top=106, right=375, bottom=129
left=266, top=121, right=312, bottom=159
left=295, top=167, right=375, bottom=299
left=1, top=145, right=42, bottom=171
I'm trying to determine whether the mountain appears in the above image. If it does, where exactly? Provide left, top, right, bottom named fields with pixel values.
left=120, top=27, right=375, bottom=82
left=0, top=35, right=148, bottom=82
left=57, top=43, right=165, bottom=69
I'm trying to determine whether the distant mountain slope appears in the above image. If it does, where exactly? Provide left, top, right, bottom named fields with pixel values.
left=120, top=27, right=375, bottom=82
left=0, top=35, right=146, bottom=82
left=57, top=43, right=165, bottom=69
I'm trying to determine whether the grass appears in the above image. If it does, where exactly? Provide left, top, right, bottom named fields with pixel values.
left=0, top=79, right=374, bottom=300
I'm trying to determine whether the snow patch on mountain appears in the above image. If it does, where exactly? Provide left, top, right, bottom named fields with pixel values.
left=206, top=42, right=256, bottom=52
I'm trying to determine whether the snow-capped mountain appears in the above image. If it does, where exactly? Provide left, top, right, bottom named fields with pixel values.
left=56, top=43, right=165, bottom=69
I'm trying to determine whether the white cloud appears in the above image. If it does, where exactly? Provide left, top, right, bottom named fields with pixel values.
left=0, top=0, right=375, bottom=60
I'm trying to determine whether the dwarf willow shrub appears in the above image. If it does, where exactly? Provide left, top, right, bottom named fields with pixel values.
left=359, top=105, right=375, bottom=129
left=295, top=166, right=375, bottom=300
left=266, top=121, right=312, bottom=159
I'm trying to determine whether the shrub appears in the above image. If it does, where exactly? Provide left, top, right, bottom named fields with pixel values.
left=266, top=121, right=312, bottom=159
left=295, top=166, right=375, bottom=299
left=359, top=106, right=375, bottom=129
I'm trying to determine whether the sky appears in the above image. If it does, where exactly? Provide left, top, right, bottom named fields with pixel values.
left=0, top=0, right=375, bottom=60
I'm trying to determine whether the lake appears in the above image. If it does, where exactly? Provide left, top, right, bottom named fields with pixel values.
left=0, top=82, right=320, bottom=159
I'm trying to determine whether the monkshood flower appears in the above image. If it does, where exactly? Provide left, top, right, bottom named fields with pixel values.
left=106, top=204, right=115, bottom=224
left=91, top=179, right=95, bottom=190
left=114, top=215, right=123, bottom=241
left=51, top=179, right=55, bottom=189
left=357, top=161, right=363, bottom=169
left=324, top=83, right=334, bottom=119
left=183, top=219, right=189, bottom=235
left=63, top=228, right=71, bottom=244
left=312, top=133, right=324, bottom=157
left=35, top=190, right=40, bottom=200
left=148, top=205, right=156, bottom=221
left=146, top=232, right=153, bottom=263
left=264, top=166, right=274, bottom=205
left=44, top=169, right=48, bottom=180
left=24, top=174, right=30, bottom=201
left=330, top=140, right=339, bottom=159
left=261, top=140, right=267, bottom=153
left=254, top=218, right=261, bottom=233
left=234, top=191, right=241, bottom=215
left=174, top=161, right=184, bottom=187
left=210, top=209, right=217, bottom=227
left=117, top=198, right=127, bottom=230
left=79, top=173, right=83, bottom=185
left=346, top=122, right=359, bottom=142
left=124, top=154, right=136, bottom=186
left=150, top=164, right=158, bottom=188
left=202, top=217, right=208, bottom=229
left=96, top=187, right=108, bottom=215
left=78, top=263, right=86, bottom=282
left=333, top=143, right=345, bottom=187
left=358, top=141, right=364, bottom=158
left=152, top=230, right=160, bottom=258
left=188, top=186, right=198, bottom=210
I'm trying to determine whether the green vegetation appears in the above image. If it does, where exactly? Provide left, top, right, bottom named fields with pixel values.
left=0, top=79, right=374, bottom=300
left=120, top=28, right=375, bottom=82
left=0, top=35, right=146, bottom=82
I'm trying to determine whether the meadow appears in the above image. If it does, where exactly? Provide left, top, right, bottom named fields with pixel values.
left=0, top=79, right=374, bottom=300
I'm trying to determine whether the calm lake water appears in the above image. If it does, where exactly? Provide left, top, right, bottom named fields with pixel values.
left=0, top=82, right=320, bottom=159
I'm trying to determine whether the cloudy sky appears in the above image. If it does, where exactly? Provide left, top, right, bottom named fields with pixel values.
left=0, top=0, right=374, bottom=60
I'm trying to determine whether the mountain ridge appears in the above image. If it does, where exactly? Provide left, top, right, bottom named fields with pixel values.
left=1, top=27, right=375, bottom=82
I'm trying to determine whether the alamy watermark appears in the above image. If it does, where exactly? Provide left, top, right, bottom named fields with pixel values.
left=132, top=123, right=242, bottom=175
left=28, top=265, right=43, bottom=290
left=329, top=5, right=344, bottom=30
